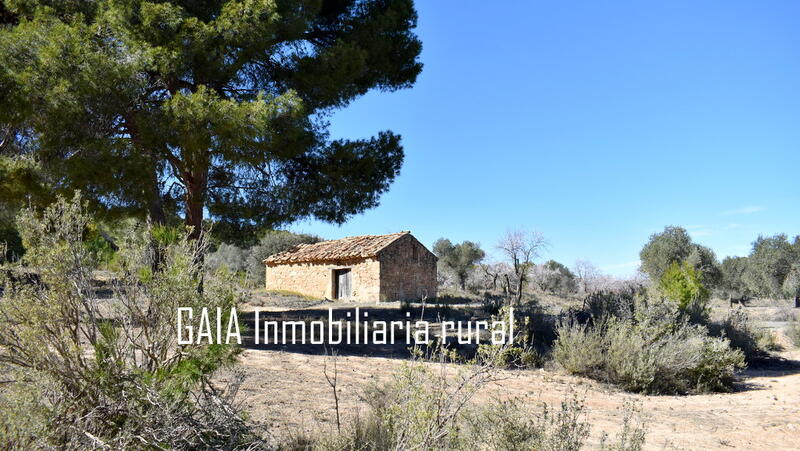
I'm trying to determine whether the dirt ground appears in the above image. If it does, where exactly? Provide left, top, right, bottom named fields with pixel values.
left=230, top=295, right=800, bottom=450
left=230, top=348, right=799, bottom=450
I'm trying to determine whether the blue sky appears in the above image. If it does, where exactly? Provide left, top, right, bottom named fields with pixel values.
left=293, top=1, right=800, bottom=276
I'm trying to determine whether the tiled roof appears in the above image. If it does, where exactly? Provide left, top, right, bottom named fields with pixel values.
left=264, top=231, right=411, bottom=265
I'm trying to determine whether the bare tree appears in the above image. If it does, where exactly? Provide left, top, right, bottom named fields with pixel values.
left=573, top=259, right=600, bottom=294
left=496, top=229, right=547, bottom=304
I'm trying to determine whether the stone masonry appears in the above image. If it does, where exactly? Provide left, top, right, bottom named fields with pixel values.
left=264, top=232, right=436, bottom=302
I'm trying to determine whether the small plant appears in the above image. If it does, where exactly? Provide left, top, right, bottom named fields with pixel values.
left=476, top=344, right=542, bottom=369
left=599, top=399, right=648, bottom=451
left=265, top=288, right=320, bottom=301
left=788, top=315, right=800, bottom=348
left=462, top=392, right=591, bottom=451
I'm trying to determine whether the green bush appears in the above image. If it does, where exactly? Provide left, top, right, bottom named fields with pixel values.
left=553, top=300, right=745, bottom=394
left=659, top=261, right=710, bottom=312
left=552, top=322, right=607, bottom=380
left=0, top=194, right=260, bottom=449
left=476, top=344, right=543, bottom=369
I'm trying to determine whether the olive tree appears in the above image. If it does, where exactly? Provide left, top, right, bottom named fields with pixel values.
left=432, top=238, right=485, bottom=291
left=639, top=226, right=720, bottom=287
left=742, top=234, right=799, bottom=298
left=531, top=260, right=577, bottom=295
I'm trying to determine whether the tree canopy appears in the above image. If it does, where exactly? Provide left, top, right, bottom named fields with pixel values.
left=639, top=226, right=720, bottom=286
left=742, top=234, right=799, bottom=298
left=720, top=256, right=750, bottom=297
left=0, top=0, right=422, bottom=238
left=532, top=260, right=576, bottom=295
left=658, top=260, right=709, bottom=312
left=433, top=238, right=485, bottom=291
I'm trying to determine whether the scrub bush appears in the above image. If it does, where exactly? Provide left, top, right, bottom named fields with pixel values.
left=710, top=307, right=774, bottom=361
left=788, top=315, right=800, bottom=347
left=553, top=299, right=744, bottom=394
left=0, top=194, right=260, bottom=449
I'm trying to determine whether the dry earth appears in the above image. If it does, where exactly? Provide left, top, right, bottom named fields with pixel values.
left=229, top=295, right=800, bottom=450
left=230, top=348, right=799, bottom=450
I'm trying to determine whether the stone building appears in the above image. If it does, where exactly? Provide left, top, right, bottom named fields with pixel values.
left=264, top=231, right=437, bottom=302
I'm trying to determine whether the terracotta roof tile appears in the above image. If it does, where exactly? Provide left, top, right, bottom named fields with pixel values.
left=264, top=231, right=411, bottom=265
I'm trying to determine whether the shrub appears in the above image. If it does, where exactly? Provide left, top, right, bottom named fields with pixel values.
left=581, top=290, right=637, bottom=322
left=552, top=321, right=607, bottom=380
left=0, top=194, right=260, bottom=449
left=658, top=261, right=709, bottom=312
left=553, top=300, right=745, bottom=394
left=330, top=354, right=500, bottom=450
left=476, top=344, right=542, bottom=369
left=599, top=400, right=647, bottom=451
left=303, top=357, right=640, bottom=451
left=788, top=315, right=800, bottom=348
left=463, top=394, right=591, bottom=451
left=710, top=307, right=774, bottom=361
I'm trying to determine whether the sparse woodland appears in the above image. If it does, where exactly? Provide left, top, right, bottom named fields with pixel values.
left=1, top=0, right=799, bottom=449
left=1, top=195, right=798, bottom=449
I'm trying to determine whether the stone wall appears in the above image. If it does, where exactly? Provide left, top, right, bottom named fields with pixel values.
left=378, top=234, right=437, bottom=301
left=265, top=258, right=380, bottom=301
left=265, top=234, right=437, bottom=303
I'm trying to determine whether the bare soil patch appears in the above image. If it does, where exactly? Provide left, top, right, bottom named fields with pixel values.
left=228, top=293, right=800, bottom=450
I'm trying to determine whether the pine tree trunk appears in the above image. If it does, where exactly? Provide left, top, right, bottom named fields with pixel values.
left=184, top=170, right=207, bottom=292
left=184, top=169, right=206, bottom=241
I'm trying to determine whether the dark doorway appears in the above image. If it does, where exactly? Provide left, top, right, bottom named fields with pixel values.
left=334, top=268, right=352, bottom=300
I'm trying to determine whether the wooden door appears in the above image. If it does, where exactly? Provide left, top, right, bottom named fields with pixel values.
left=335, top=269, right=351, bottom=300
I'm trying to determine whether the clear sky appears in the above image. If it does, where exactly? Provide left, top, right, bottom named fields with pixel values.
left=292, top=0, right=800, bottom=276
